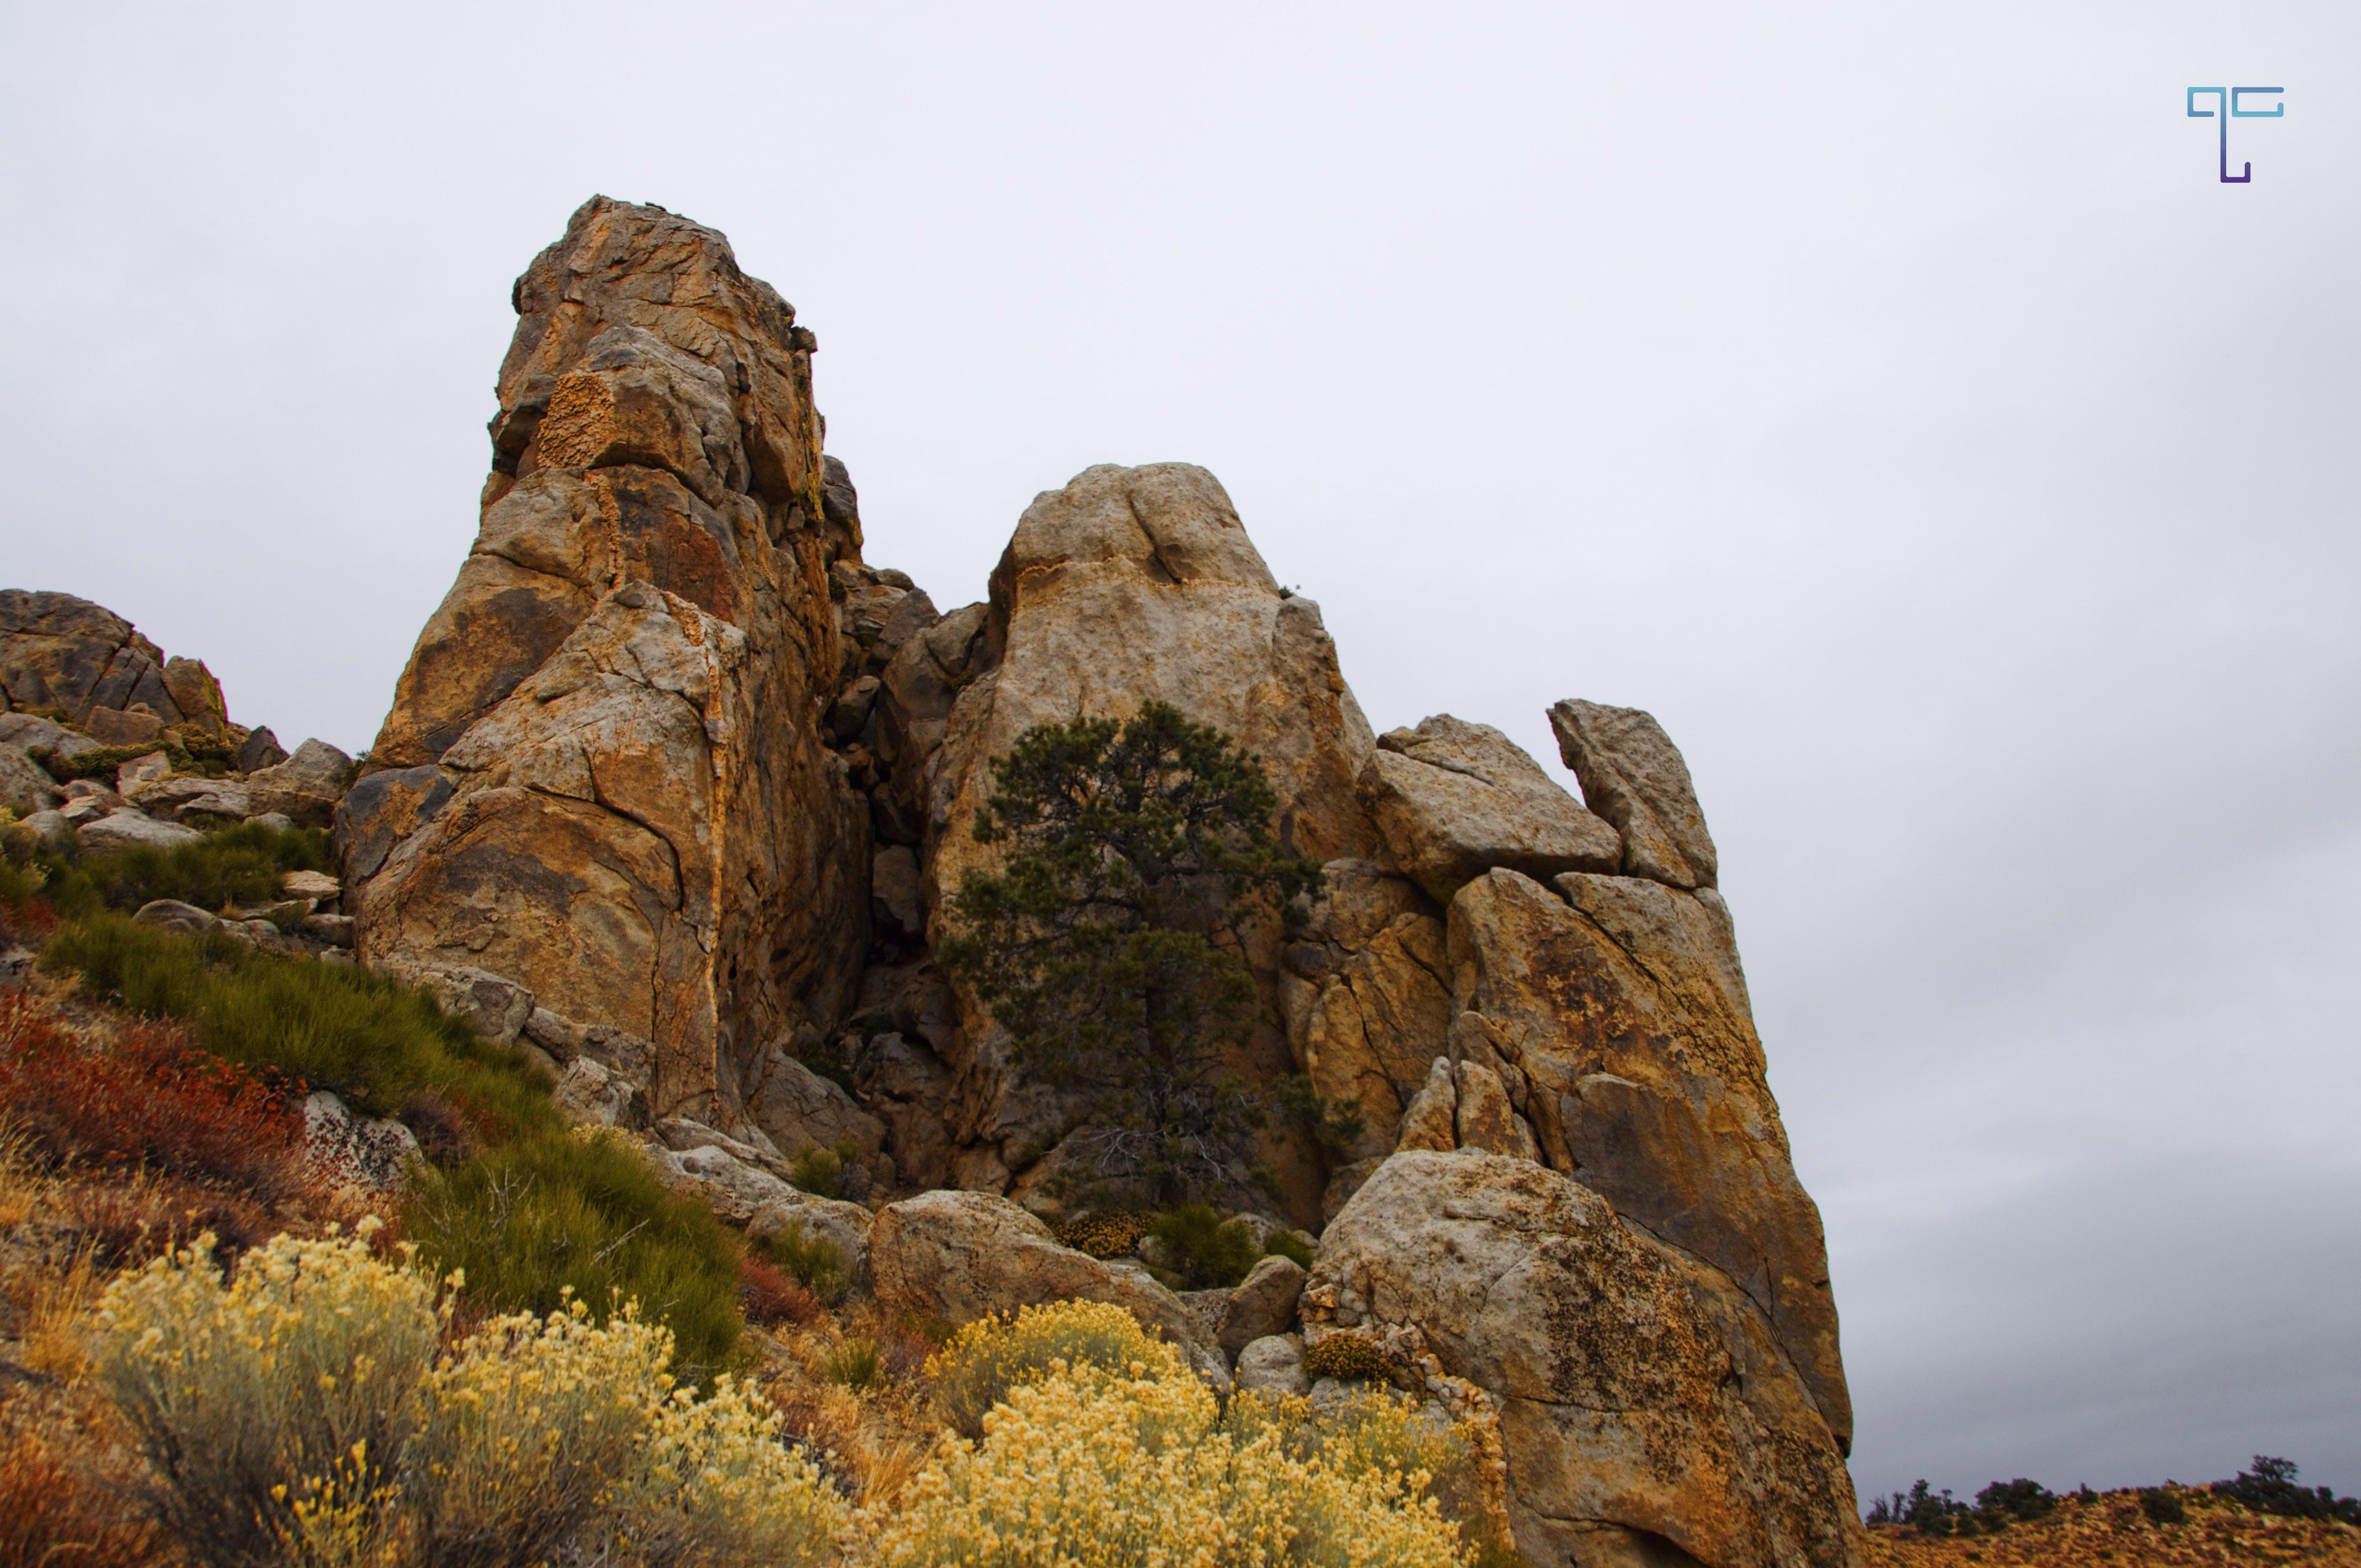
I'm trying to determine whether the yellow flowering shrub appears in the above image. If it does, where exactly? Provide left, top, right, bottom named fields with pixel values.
left=926, top=1297, right=1174, bottom=1438
left=869, top=1300, right=1471, bottom=1567
left=92, top=1225, right=847, bottom=1568
left=1227, top=1385, right=1520, bottom=1564
left=93, top=1221, right=444, bottom=1567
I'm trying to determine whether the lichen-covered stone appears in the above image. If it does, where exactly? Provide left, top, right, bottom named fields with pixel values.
left=1309, top=1151, right=1860, bottom=1568
left=351, top=198, right=866, bottom=1137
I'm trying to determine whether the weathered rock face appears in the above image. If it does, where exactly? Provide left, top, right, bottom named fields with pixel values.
left=1359, top=715, right=1620, bottom=902
left=328, top=198, right=1857, bottom=1558
left=1308, top=1151, right=1860, bottom=1568
left=0, top=591, right=230, bottom=737
left=1548, top=700, right=1718, bottom=890
left=1444, top=865, right=1852, bottom=1455
left=901, top=463, right=1391, bottom=1219
left=347, top=197, right=868, bottom=1139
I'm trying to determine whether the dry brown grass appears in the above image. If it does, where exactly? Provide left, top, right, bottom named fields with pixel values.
left=0, top=1418, right=170, bottom=1568
left=19, top=1242, right=100, bottom=1380
left=1864, top=1487, right=2361, bottom=1567
left=759, top=1302, right=946, bottom=1509
left=0, top=1130, right=36, bottom=1231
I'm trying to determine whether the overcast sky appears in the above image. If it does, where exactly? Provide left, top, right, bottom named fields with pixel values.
left=4, top=1, right=2355, bottom=1503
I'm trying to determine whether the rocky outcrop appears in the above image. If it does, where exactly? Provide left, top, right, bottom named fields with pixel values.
left=346, top=197, right=870, bottom=1144
left=1307, top=1151, right=1860, bottom=1568
left=206, top=197, right=1858, bottom=1560
left=1444, top=866, right=1852, bottom=1454
left=0, top=591, right=230, bottom=738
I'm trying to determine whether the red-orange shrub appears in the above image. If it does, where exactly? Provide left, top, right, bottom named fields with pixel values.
left=0, top=992, right=308, bottom=1205
left=741, top=1251, right=820, bottom=1328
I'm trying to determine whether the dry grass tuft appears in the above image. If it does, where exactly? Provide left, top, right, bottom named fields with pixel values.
left=0, top=1419, right=170, bottom=1568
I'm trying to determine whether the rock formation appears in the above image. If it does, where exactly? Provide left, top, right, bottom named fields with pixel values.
left=344, top=197, right=869, bottom=1145
left=0, top=590, right=230, bottom=744
left=1307, top=1151, right=1857, bottom=1568
left=295, top=196, right=1858, bottom=1562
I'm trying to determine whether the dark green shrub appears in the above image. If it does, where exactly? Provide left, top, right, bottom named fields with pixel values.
left=3, top=819, right=326, bottom=922
left=404, top=1129, right=745, bottom=1375
left=1272, top=1071, right=1366, bottom=1157
left=1263, top=1229, right=1315, bottom=1269
left=1976, top=1478, right=2056, bottom=1523
left=1866, top=1480, right=1975, bottom=1536
left=2139, top=1488, right=2187, bottom=1525
left=41, top=913, right=548, bottom=1131
left=1056, top=1210, right=1151, bottom=1260
left=752, top=1221, right=852, bottom=1305
left=1303, top=1333, right=1390, bottom=1383
left=787, top=1145, right=844, bottom=1198
left=1147, top=1204, right=1261, bottom=1289
left=77, top=821, right=328, bottom=913
left=2212, top=1457, right=2360, bottom=1524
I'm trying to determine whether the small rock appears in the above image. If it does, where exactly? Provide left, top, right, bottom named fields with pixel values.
left=409, top=965, right=534, bottom=1043
left=1235, top=1333, right=1309, bottom=1397
left=550, top=1057, right=637, bottom=1128
left=133, top=900, right=221, bottom=936
left=871, top=844, right=923, bottom=934
left=9, top=809, right=72, bottom=843
left=300, top=912, right=356, bottom=948
left=244, top=738, right=355, bottom=826
left=749, top=1190, right=878, bottom=1283
left=81, top=810, right=203, bottom=851
left=303, top=1090, right=421, bottom=1190
left=673, top=1142, right=795, bottom=1209
left=236, top=725, right=289, bottom=773
left=83, top=706, right=164, bottom=747
left=1395, top=1058, right=1459, bottom=1152
left=244, top=810, right=296, bottom=832
left=116, top=750, right=172, bottom=793
left=829, top=675, right=882, bottom=741
left=1219, top=1254, right=1308, bottom=1353
left=281, top=869, right=341, bottom=903
left=657, top=1116, right=770, bottom=1165
left=0, top=743, right=61, bottom=815
left=173, top=784, right=253, bottom=821
left=1178, top=1288, right=1233, bottom=1348
left=869, top=1189, right=1230, bottom=1390
left=0, top=714, right=72, bottom=754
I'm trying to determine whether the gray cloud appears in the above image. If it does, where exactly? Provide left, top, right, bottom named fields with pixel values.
left=4, top=0, right=2354, bottom=1502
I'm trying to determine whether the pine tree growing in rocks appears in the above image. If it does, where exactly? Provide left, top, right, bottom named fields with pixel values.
left=941, top=702, right=1322, bottom=1207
